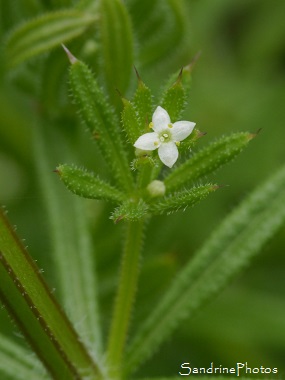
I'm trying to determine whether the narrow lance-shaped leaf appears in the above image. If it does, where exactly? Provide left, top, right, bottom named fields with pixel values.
left=124, top=164, right=285, bottom=375
left=66, top=49, right=134, bottom=192
left=159, top=53, right=201, bottom=126
left=5, top=10, right=97, bottom=68
left=137, top=0, right=186, bottom=66
left=76, top=0, right=100, bottom=12
left=34, top=125, right=103, bottom=355
left=162, top=51, right=201, bottom=96
left=165, top=132, right=254, bottom=192
left=121, top=98, right=142, bottom=145
left=0, top=209, right=101, bottom=380
left=41, top=46, right=73, bottom=115
left=151, top=184, right=219, bottom=215
left=0, top=334, right=48, bottom=380
left=132, top=73, right=153, bottom=131
left=111, top=199, right=149, bottom=223
left=160, top=70, right=187, bottom=122
left=56, top=164, right=126, bottom=203
left=99, top=0, right=134, bottom=104
left=179, top=129, right=206, bottom=153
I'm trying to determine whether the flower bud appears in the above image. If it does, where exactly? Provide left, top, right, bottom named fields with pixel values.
left=147, top=180, right=166, bottom=198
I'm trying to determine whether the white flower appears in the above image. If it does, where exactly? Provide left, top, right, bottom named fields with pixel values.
left=134, top=106, right=196, bottom=168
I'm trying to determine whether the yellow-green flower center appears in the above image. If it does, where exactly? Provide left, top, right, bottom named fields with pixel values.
left=159, top=130, right=172, bottom=143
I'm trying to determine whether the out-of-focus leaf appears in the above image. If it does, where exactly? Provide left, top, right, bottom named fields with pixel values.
left=0, top=334, right=48, bottom=380
left=5, top=10, right=97, bottom=68
left=131, top=0, right=186, bottom=67
left=98, top=0, right=134, bottom=103
left=0, top=209, right=101, bottom=379
left=34, top=125, right=104, bottom=355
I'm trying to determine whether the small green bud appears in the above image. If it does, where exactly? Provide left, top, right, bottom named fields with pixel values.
left=147, top=180, right=166, bottom=198
left=135, top=148, right=151, bottom=158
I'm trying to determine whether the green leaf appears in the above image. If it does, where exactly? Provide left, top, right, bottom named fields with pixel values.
left=136, top=0, right=186, bottom=66
left=98, top=0, right=134, bottom=103
left=0, top=334, right=48, bottom=380
left=34, top=125, right=103, bottom=356
left=137, top=378, right=270, bottom=380
left=76, top=0, right=100, bottom=12
left=0, top=89, right=33, bottom=166
left=132, top=75, right=153, bottom=131
left=56, top=164, right=126, bottom=203
left=40, top=47, right=70, bottom=115
left=5, top=10, right=97, bottom=68
left=160, top=71, right=186, bottom=121
left=151, top=184, right=218, bottom=215
left=164, top=132, right=254, bottom=192
left=121, top=98, right=142, bottom=145
left=111, top=200, right=148, bottom=223
left=124, top=164, right=285, bottom=375
left=179, top=129, right=206, bottom=153
left=68, top=56, right=134, bottom=192
left=0, top=209, right=101, bottom=379
left=161, top=52, right=201, bottom=97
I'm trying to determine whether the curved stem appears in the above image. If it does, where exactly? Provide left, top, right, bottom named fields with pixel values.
left=106, top=220, right=145, bottom=378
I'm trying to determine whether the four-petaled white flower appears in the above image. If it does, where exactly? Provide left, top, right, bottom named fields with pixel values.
left=134, top=106, right=196, bottom=168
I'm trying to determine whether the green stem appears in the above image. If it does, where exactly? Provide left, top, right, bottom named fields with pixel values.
left=107, top=220, right=145, bottom=378
left=136, top=159, right=162, bottom=194
left=137, top=164, right=153, bottom=190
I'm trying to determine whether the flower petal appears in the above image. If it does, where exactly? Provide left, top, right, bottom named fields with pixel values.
left=134, top=132, right=160, bottom=151
left=171, top=121, right=196, bottom=142
left=158, top=142, right=178, bottom=168
left=152, top=106, right=171, bottom=133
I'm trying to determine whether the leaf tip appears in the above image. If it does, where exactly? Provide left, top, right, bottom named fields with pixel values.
left=185, top=51, right=202, bottom=73
left=248, top=128, right=262, bottom=140
left=114, top=215, right=125, bottom=224
left=116, top=88, right=123, bottom=98
left=53, top=165, right=62, bottom=176
left=213, top=184, right=229, bottom=190
left=134, top=66, right=142, bottom=82
left=197, top=130, right=207, bottom=138
left=62, top=44, right=77, bottom=64
left=176, top=67, right=183, bottom=83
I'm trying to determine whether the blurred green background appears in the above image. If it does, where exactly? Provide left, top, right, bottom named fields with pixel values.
left=0, top=0, right=285, bottom=378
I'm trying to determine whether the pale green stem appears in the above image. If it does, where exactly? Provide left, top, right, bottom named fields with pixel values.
left=136, top=160, right=162, bottom=195
left=137, top=164, right=153, bottom=190
left=106, top=220, right=145, bottom=378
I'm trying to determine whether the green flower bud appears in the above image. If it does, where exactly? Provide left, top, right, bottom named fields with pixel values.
left=147, top=180, right=166, bottom=198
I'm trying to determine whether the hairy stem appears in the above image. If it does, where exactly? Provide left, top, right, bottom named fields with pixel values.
left=106, top=220, right=145, bottom=378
